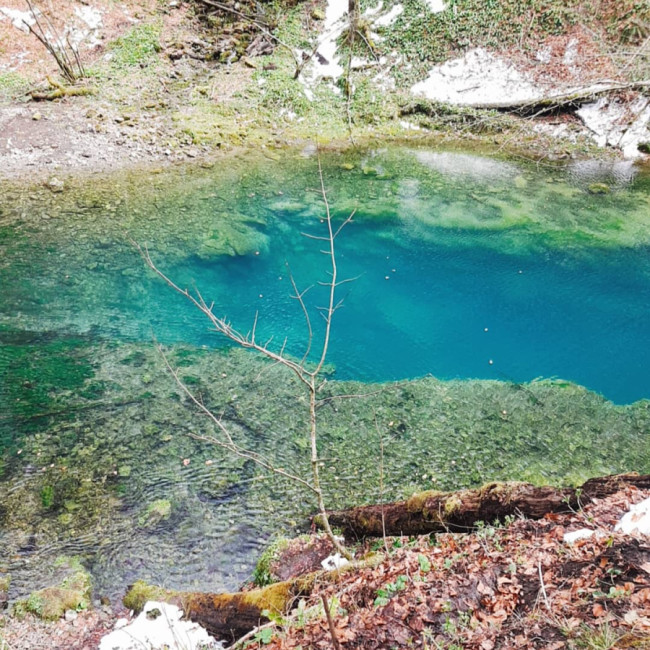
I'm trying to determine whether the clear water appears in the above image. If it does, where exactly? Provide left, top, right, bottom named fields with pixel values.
left=1, top=147, right=649, bottom=602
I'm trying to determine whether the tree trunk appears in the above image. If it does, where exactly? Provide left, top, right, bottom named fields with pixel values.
left=323, top=473, right=650, bottom=539
left=402, top=80, right=650, bottom=114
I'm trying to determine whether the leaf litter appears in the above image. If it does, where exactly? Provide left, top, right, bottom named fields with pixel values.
left=260, top=485, right=650, bottom=649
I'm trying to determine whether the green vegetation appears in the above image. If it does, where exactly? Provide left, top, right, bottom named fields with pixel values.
left=107, top=22, right=162, bottom=71
left=0, top=72, right=28, bottom=100
left=253, top=537, right=291, bottom=587
left=14, top=557, right=91, bottom=621
left=138, top=499, right=172, bottom=527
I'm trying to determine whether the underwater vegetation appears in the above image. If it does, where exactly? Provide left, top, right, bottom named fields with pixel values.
left=0, top=147, right=649, bottom=602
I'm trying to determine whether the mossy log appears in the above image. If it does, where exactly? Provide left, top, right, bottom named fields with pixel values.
left=124, top=578, right=310, bottom=643
left=323, top=473, right=650, bottom=539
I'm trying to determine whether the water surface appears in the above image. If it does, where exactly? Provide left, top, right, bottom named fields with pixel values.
left=1, top=147, right=649, bottom=602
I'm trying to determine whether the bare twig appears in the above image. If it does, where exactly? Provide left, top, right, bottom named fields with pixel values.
left=23, top=0, right=84, bottom=82
left=133, top=155, right=355, bottom=560
left=538, top=561, right=551, bottom=612
left=321, top=594, right=342, bottom=650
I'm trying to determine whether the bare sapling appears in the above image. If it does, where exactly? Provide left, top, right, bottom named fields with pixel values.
left=134, top=159, right=355, bottom=559
left=22, top=0, right=85, bottom=83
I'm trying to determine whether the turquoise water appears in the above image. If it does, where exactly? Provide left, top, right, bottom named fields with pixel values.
left=154, top=218, right=650, bottom=404
left=1, top=147, right=650, bottom=602
left=2, top=149, right=649, bottom=402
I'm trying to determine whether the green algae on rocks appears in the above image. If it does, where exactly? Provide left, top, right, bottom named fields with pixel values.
left=13, top=557, right=91, bottom=621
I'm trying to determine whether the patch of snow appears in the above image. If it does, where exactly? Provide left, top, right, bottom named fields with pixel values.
left=0, top=7, right=37, bottom=32
left=423, top=0, right=446, bottom=13
left=364, top=2, right=383, bottom=16
left=616, top=497, right=650, bottom=536
left=375, top=4, right=403, bottom=27
left=99, top=601, right=222, bottom=650
left=562, top=38, right=578, bottom=66
left=532, top=122, right=577, bottom=143
left=563, top=528, right=596, bottom=543
left=75, top=6, right=102, bottom=31
left=68, top=6, right=104, bottom=49
left=298, top=0, right=348, bottom=94
left=399, top=120, right=421, bottom=130
left=411, top=48, right=540, bottom=105
left=321, top=553, right=350, bottom=570
left=577, top=96, right=650, bottom=159
left=536, top=46, right=552, bottom=64
left=414, top=150, right=519, bottom=181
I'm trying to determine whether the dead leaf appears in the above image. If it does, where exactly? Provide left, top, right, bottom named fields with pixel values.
left=593, top=602, right=606, bottom=617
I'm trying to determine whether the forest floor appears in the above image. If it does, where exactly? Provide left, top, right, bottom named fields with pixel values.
left=255, top=486, right=650, bottom=650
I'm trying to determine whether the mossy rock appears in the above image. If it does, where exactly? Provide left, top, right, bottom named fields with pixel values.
left=138, top=499, right=172, bottom=528
left=195, top=222, right=269, bottom=260
left=123, top=580, right=174, bottom=612
left=588, top=182, right=611, bottom=195
left=14, top=556, right=91, bottom=621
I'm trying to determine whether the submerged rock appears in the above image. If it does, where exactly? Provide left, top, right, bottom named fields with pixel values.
left=138, top=499, right=173, bottom=528
left=14, top=556, right=91, bottom=621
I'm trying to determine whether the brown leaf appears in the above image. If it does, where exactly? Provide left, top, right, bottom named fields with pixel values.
left=593, top=602, right=606, bottom=617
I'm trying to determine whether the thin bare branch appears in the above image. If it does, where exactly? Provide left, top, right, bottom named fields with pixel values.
left=132, top=239, right=311, bottom=389
left=157, top=343, right=318, bottom=495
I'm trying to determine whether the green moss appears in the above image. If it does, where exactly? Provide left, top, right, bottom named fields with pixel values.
left=442, top=493, right=463, bottom=517
left=0, top=71, right=29, bottom=99
left=108, top=22, right=162, bottom=70
left=242, top=581, right=293, bottom=614
left=123, top=580, right=175, bottom=613
left=0, top=335, right=96, bottom=429
left=138, top=499, right=172, bottom=528
left=15, top=556, right=91, bottom=621
left=253, top=537, right=291, bottom=587
left=41, top=485, right=55, bottom=509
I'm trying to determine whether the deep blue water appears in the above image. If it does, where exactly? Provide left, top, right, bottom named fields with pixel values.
left=152, top=222, right=650, bottom=404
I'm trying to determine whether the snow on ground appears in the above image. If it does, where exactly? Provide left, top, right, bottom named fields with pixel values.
left=297, top=0, right=348, bottom=98
left=0, top=6, right=36, bottom=31
left=422, top=0, right=446, bottom=12
left=616, top=496, right=650, bottom=536
left=411, top=47, right=540, bottom=106
left=99, top=601, right=222, bottom=650
left=375, top=3, right=403, bottom=27
left=577, top=95, right=650, bottom=159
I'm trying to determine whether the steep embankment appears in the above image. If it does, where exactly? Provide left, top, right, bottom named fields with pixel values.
left=0, top=0, right=648, bottom=179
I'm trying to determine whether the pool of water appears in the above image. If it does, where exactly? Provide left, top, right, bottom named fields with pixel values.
left=1, top=146, right=649, bottom=602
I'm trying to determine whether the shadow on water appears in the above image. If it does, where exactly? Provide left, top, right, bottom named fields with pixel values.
left=0, top=146, right=650, bottom=603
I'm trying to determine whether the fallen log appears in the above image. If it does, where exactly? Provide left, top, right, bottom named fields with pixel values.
left=123, top=578, right=307, bottom=643
left=323, top=472, right=650, bottom=539
left=402, top=80, right=650, bottom=115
